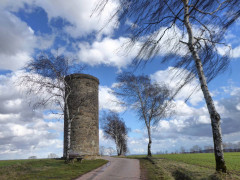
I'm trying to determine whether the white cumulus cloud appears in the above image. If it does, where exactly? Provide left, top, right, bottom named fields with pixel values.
left=99, top=86, right=125, bottom=112
left=78, top=37, right=138, bottom=69
left=150, top=67, right=204, bottom=106
left=0, top=71, right=63, bottom=160
left=0, top=11, right=35, bottom=70
left=1, top=0, right=119, bottom=38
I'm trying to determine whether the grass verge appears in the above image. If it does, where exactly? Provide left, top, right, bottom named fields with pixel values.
left=128, top=152, right=240, bottom=180
left=0, top=158, right=108, bottom=180
left=154, top=152, right=240, bottom=175
left=138, top=157, right=172, bottom=180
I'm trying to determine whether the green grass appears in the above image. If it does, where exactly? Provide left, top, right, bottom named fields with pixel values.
left=0, top=159, right=40, bottom=167
left=128, top=152, right=240, bottom=180
left=154, top=152, right=240, bottom=175
left=0, top=158, right=108, bottom=180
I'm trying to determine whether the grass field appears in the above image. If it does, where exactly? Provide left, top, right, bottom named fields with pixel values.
left=0, top=158, right=107, bottom=180
left=154, top=152, right=240, bottom=174
left=128, top=152, right=240, bottom=180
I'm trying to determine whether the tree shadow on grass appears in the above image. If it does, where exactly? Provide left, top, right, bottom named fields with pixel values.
left=172, top=169, right=193, bottom=180
left=172, top=169, right=222, bottom=180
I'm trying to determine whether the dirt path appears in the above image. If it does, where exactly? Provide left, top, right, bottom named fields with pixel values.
left=76, top=156, right=140, bottom=180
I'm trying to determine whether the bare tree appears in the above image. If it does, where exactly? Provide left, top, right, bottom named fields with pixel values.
left=190, top=145, right=202, bottom=153
left=107, top=147, right=116, bottom=156
left=99, top=146, right=105, bottom=156
left=222, top=142, right=240, bottom=152
left=19, top=53, right=85, bottom=163
left=115, top=73, right=173, bottom=156
left=94, top=0, right=239, bottom=172
left=180, top=146, right=186, bottom=154
left=204, top=145, right=214, bottom=153
left=101, top=111, right=130, bottom=156
left=100, top=146, right=116, bottom=156
left=28, top=156, right=37, bottom=159
left=48, top=153, right=59, bottom=159
left=237, top=142, right=240, bottom=150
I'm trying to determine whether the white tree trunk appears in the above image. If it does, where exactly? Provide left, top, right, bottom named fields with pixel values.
left=67, top=120, right=71, bottom=160
left=115, top=136, right=120, bottom=156
left=182, top=0, right=226, bottom=172
left=64, top=91, right=71, bottom=162
left=147, top=125, right=152, bottom=157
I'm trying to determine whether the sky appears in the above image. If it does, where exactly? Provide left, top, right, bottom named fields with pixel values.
left=0, top=0, right=240, bottom=160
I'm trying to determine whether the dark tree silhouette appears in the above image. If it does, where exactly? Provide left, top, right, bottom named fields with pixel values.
left=19, top=53, right=85, bottom=162
left=94, top=0, right=240, bottom=172
left=101, top=111, right=129, bottom=156
left=115, top=73, right=173, bottom=156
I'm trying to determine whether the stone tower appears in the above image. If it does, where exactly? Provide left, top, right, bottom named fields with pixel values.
left=63, top=73, right=99, bottom=157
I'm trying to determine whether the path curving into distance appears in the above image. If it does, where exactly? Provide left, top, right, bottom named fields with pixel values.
left=76, top=156, right=140, bottom=180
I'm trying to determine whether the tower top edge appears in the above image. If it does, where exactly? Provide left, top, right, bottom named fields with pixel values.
left=65, top=73, right=99, bottom=84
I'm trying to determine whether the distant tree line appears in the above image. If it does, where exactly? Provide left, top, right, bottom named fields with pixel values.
left=99, top=146, right=116, bottom=156
left=188, top=142, right=240, bottom=154
left=48, top=153, right=59, bottom=159
left=28, top=156, right=37, bottom=159
left=156, top=142, right=240, bottom=154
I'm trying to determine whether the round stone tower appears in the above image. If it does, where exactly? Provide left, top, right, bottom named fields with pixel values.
left=63, top=73, right=99, bottom=157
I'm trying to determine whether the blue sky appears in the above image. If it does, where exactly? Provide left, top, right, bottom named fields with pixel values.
left=0, top=1, right=240, bottom=159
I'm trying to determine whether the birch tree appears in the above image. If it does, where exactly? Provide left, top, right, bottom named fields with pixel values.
left=94, top=0, right=239, bottom=172
left=101, top=111, right=129, bottom=156
left=19, top=53, right=85, bottom=162
left=115, top=73, right=173, bottom=156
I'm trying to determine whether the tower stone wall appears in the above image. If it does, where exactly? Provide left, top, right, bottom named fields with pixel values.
left=63, top=73, right=99, bottom=157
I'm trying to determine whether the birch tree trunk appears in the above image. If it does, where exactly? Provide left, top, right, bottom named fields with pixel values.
left=65, top=102, right=71, bottom=162
left=119, top=143, right=123, bottom=156
left=147, top=126, right=152, bottom=157
left=182, top=0, right=226, bottom=172
left=115, top=137, right=120, bottom=156
left=64, top=88, right=71, bottom=162
left=67, top=119, right=71, bottom=161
